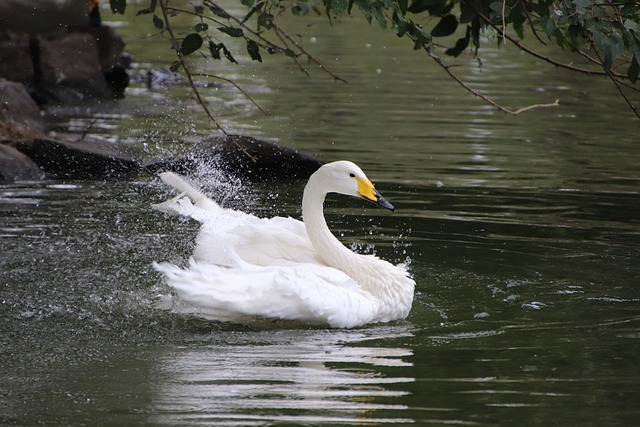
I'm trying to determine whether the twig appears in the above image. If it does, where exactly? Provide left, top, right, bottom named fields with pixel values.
left=269, top=3, right=347, bottom=83
left=204, top=0, right=347, bottom=83
left=271, top=9, right=311, bottom=76
left=159, top=0, right=259, bottom=161
left=590, top=48, right=640, bottom=120
left=79, top=117, right=98, bottom=141
left=428, top=52, right=559, bottom=115
left=276, top=24, right=348, bottom=83
left=521, top=6, right=547, bottom=46
left=607, top=73, right=639, bottom=119
left=191, top=73, right=268, bottom=114
left=158, top=0, right=226, bottom=135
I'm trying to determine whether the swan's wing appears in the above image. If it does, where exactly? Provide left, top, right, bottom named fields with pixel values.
left=154, top=259, right=380, bottom=329
left=190, top=213, right=322, bottom=267
left=153, top=172, right=321, bottom=267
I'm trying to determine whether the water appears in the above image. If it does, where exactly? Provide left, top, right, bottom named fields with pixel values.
left=2, top=3, right=640, bottom=426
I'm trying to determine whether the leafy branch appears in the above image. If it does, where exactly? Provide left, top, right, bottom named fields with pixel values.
left=109, top=0, right=639, bottom=121
left=156, top=0, right=227, bottom=134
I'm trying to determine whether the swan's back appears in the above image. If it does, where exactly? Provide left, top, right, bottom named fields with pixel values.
left=153, top=172, right=322, bottom=267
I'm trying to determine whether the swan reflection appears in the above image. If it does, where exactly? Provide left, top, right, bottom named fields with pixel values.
left=151, top=326, right=415, bottom=425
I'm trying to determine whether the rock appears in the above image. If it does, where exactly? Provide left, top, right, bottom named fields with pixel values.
left=0, top=27, right=129, bottom=100
left=39, top=31, right=108, bottom=96
left=15, top=137, right=141, bottom=179
left=0, top=79, right=43, bottom=129
left=0, top=143, right=45, bottom=183
left=146, top=135, right=324, bottom=181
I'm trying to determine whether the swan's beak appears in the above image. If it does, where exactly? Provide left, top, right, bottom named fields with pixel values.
left=356, top=178, right=395, bottom=212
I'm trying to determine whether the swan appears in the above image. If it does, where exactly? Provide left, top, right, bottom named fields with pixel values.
left=152, top=161, right=415, bottom=328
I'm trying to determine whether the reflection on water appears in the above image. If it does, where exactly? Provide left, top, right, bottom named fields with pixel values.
left=1, top=164, right=639, bottom=425
left=152, top=328, right=414, bottom=425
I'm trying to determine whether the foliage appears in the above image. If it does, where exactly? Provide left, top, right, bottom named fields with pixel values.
left=109, top=0, right=640, bottom=119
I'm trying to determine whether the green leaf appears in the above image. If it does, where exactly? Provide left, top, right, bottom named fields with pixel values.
left=284, top=48, right=296, bottom=57
left=540, top=16, right=556, bottom=38
left=397, top=0, right=408, bottom=15
left=247, top=40, right=262, bottom=62
left=180, top=33, right=203, bottom=56
left=372, top=3, right=387, bottom=29
left=431, top=14, right=458, bottom=37
left=406, top=0, right=427, bottom=14
left=392, top=10, right=411, bottom=37
left=110, top=0, right=126, bottom=14
left=137, top=0, right=157, bottom=15
left=409, top=22, right=432, bottom=44
left=222, top=44, right=238, bottom=63
left=624, top=19, right=640, bottom=34
left=257, top=12, right=274, bottom=30
left=445, top=26, right=470, bottom=57
left=471, top=17, right=480, bottom=52
left=195, top=23, right=209, bottom=32
left=218, top=26, right=244, bottom=37
left=208, top=4, right=231, bottom=19
left=193, top=4, right=204, bottom=14
left=153, top=15, right=164, bottom=30
left=348, top=0, right=357, bottom=14
left=572, top=0, right=591, bottom=11
left=512, top=14, right=526, bottom=40
left=594, top=30, right=625, bottom=73
left=242, top=1, right=265, bottom=23
left=209, top=41, right=222, bottom=60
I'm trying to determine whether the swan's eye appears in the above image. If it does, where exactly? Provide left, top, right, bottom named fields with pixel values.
left=349, top=173, right=356, bottom=178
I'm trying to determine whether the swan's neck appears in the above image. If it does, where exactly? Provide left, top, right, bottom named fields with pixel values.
left=302, top=175, right=414, bottom=320
left=302, top=178, right=355, bottom=270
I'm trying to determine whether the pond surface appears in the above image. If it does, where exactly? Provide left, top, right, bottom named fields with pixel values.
left=2, top=3, right=639, bottom=426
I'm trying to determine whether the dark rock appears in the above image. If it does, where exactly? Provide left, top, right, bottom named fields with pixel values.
left=145, top=135, right=324, bottom=181
left=0, top=143, right=45, bottom=183
left=0, top=79, right=43, bottom=129
left=15, top=137, right=141, bottom=180
left=0, top=34, right=34, bottom=83
left=40, top=31, right=107, bottom=96
left=0, top=27, right=129, bottom=100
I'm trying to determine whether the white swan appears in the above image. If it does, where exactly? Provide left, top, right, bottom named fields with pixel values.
left=152, top=161, right=415, bottom=328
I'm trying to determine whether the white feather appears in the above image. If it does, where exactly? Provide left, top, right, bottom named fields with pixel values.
left=153, top=162, right=415, bottom=328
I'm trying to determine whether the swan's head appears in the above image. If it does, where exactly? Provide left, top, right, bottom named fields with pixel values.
left=314, top=161, right=395, bottom=211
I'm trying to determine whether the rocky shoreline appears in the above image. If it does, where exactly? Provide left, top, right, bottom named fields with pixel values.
left=0, top=29, right=322, bottom=184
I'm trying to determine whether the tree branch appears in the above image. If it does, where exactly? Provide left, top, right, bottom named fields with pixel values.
left=462, top=0, right=627, bottom=79
left=158, top=0, right=226, bottom=135
left=191, top=73, right=268, bottom=115
left=159, top=0, right=259, bottom=161
left=428, top=52, right=559, bottom=115
left=270, top=4, right=347, bottom=83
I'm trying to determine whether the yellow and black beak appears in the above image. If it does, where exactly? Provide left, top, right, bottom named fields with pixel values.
left=356, top=177, right=395, bottom=211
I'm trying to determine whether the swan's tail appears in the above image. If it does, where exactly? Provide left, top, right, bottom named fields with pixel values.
left=152, top=172, right=219, bottom=220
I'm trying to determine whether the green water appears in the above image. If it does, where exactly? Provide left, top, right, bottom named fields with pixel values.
left=1, top=2, right=639, bottom=426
